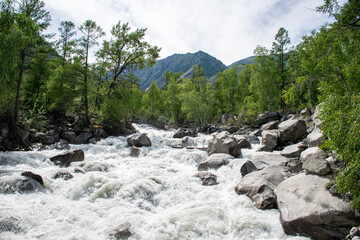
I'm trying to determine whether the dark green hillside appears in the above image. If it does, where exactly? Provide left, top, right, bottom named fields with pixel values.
left=135, top=51, right=226, bottom=90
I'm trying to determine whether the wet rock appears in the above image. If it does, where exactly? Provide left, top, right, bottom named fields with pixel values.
left=240, top=160, right=268, bottom=177
left=197, top=153, right=234, bottom=171
left=21, top=171, right=44, bottom=186
left=74, top=133, right=93, bottom=144
left=235, top=165, right=292, bottom=209
left=74, top=168, right=86, bottom=174
left=278, top=119, right=307, bottom=145
left=93, top=128, right=108, bottom=138
left=0, top=217, right=23, bottom=233
left=256, top=112, right=281, bottom=126
left=50, top=149, right=85, bottom=167
left=347, top=227, right=360, bottom=239
left=109, top=222, right=132, bottom=240
left=306, top=127, right=325, bottom=148
left=220, top=126, right=238, bottom=134
left=127, top=133, right=152, bottom=147
left=83, top=162, right=107, bottom=172
left=261, top=120, right=279, bottom=131
left=61, top=131, right=76, bottom=143
left=130, top=147, right=140, bottom=157
left=206, top=131, right=241, bottom=157
left=173, top=128, right=197, bottom=138
left=275, top=173, right=358, bottom=240
left=259, top=130, right=278, bottom=152
left=194, top=172, right=218, bottom=186
left=88, top=137, right=100, bottom=144
left=280, top=142, right=307, bottom=158
left=234, top=135, right=251, bottom=149
left=54, top=170, right=73, bottom=180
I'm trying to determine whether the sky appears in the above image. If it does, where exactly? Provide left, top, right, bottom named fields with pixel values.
left=43, top=0, right=335, bottom=66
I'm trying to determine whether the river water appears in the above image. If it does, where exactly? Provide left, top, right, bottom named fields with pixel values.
left=0, top=124, right=308, bottom=240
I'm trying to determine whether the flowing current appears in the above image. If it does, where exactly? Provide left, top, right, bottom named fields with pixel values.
left=0, top=124, right=308, bottom=240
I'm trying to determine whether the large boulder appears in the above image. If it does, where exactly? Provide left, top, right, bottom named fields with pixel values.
left=306, top=127, right=325, bottom=148
left=261, top=120, right=280, bottom=131
left=33, top=132, right=56, bottom=145
left=280, top=142, right=307, bottom=158
left=197, top=153, right=234, bottom=171
left=252, top=153, right=288, bottom=167
left=127, top=133, right=152, bottom=147
left=61, top=131, right=76, bottom=143
left=300, top=147, right=330, bottom=175
left=256, top=112, right=281, bottom=126
left=50, top=149, right=85, bottom=167
left=275, top=173, right=359, bottom=240
left=240, top=159, right=268, bottom=177
left=233, top=135, right=251, bottom=149
left=93, top=128, right=108, bottom=138
left=206, top=131, right=241, bottom=157
left=258, top=130, right=278, bottom=152
left=235, top=165, right=292, bottom=209
left=278, top=119, right=307, bottom=145
left=173, top=128, right=197, bottom=138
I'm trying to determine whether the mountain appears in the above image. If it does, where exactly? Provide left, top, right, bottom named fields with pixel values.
left=134, top=51, right=255, bottom=90
left=135, top=51, right=226, bottom=90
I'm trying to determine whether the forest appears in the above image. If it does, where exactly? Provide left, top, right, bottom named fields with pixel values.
left=0, top=0, right=359, bottom=209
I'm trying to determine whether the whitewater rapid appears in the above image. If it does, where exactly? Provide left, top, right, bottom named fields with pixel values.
left=0, top=124, right=308, bottom=240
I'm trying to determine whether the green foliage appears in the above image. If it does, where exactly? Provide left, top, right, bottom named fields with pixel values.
left=23, top=101, right=49, bottom=131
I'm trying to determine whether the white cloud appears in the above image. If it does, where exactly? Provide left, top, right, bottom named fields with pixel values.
left=43, top=0, right=334, bottom=65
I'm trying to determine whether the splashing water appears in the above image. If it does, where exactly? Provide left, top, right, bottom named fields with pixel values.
left=0, top=124, right=308, bottom=240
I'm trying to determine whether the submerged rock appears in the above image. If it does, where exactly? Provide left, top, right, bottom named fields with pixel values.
left=194, top=172, right=218, bottom=186
left=173, top=128, right=197, bottom=138
left=109, top=222, right=132, bottom=240
left=54, top=170, right=74, bottom=180
left=275, top=173, right=358, bottom=240
left=50, top=149, right=85, bottom=167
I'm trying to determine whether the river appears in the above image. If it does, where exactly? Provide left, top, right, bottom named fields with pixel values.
left=0, top=124, right=308, bottom=240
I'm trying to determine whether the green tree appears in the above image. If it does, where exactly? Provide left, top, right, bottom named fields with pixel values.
left=272, top=27, right=291, bottom=112
left=142, top=81, right=162, bottom=117
left=78, top=19, right=105, bottom=122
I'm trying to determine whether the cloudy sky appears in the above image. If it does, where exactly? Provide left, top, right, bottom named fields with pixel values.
left=43, top=0, right=335, bottom=65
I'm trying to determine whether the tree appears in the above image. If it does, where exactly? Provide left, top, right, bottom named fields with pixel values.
left=97, top=21, right=160, bottom=98
left=272, top=27, right=291, bottom=112
left=57, top=20, right=76, bottom=62
left=78, top=19, right=105, bottom=122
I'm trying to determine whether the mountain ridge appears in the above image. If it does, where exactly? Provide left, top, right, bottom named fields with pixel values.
left=135, top=51, right=253, bottom=90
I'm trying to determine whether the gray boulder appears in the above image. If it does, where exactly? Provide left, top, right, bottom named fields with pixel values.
left=306, top=127, right=325, bottom=148
left=278, top=119, right=307, bottom=145
left=197, top=153, right=234, bottom=171
left=259, top=130, right=278, bottom=152
left=300, top=147, right=325, bottom=163
left=257, top=112, right=281, bottom=126
left=244, top=135, right=260, bottom=144
left=50, top=149, right=85, bottom=167
left=285, top=158, right=303, bottom=173
left=302, top=155, right=331, bottom=175
left=173, top=128, right=197, bottom=138
left=130, top=147, right=140, bottom=157
left=252, top=153, right=288, bottom=167
left=194, top=172, right=218, bottom=186
left=127, top=133, right=152, bottom=147
left=240, top=159, right=269, bottom=177
left=235, top=165, right=292, bottom=209
left=74, top=133, right=93, bottom=144
left=249, top=129, right=262, bottom=137
left=33, top=132, right=56, bottom=145
left=275, top=173, right=358, bottom=240
left=261, top=120, right=279, bottom=130
left=234, top=135, right=251, bottom=149
left=206, top=131, right=241, bottom=157
left=280, top=142, right=307, bottom=158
